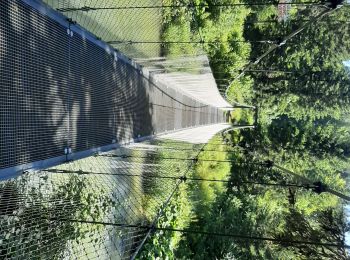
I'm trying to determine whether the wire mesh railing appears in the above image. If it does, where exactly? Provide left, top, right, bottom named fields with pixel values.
left=2, top=129, right=349, bottom=258
left=1, top=0, right=350, bottom=258
left=35, top=0, right=349, bottom=110
left=42, top=0, right=236, bottom=107
left=0, top=0, right=226, bottom=175
left=0, top=136, right=205, bottom=259
left=0, top=1, right=228, bottom=255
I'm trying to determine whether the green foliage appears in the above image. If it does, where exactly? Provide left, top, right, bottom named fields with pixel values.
left=139, top=1, right=350, bottom=259
left=138, top=183, right=193, bottom=259
left=0, top=173, right=111, bottom=259
left=138, top=136, right=231, bottom=259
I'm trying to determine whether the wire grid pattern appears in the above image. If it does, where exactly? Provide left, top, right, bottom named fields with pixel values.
left=0, top=138, right=203, bottom=259
left=0, top=0, right=225, bottom=171
left=40, top=0, right=344, bottom=107
left=41, top=0, right=234, bottom=108
left=0, top=0, right=69, bottom=171
left=2, top=0, right=348, bottom=259
left=40, top=1, right=326, bottom=84
left=43, top=0, right=164, bottom=59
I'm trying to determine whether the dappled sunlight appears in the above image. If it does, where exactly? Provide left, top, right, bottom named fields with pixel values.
left=2, top=0, right=349, bottom=259
left=43, top=0, right=163, bottom=58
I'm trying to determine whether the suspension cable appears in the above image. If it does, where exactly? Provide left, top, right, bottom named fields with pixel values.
left=49, top=218, right=350, bottom=249
left=240, top=148, right=350, bottom=202
left=98, top=153, right=245, bottom=163
left=107, top=40, right=276, bottom=45
left=57, top=2, right=328, bottom=12
left=130, top=141, right=209, bottom=259
left=44, top=168, right=312, bottom=189
left=244, top=18, right=350, bottom=25
left=224, top=5, right=343, bottom=97
left=272, top=163, right=350, bottom=201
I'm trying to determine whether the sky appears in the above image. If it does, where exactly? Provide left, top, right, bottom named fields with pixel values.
left=340, top=61, right=349, bottom=248
left=346, top=205, right=350, bottom=246
left=343, top=61, right=350, bottom=67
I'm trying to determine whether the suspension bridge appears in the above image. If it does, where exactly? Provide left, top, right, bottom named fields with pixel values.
left=0, top=0, right=349, bottom=259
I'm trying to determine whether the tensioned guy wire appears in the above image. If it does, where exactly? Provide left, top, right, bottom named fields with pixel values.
left=48, top=218, right=350, bottom=249
left=56, top=1, right=332, bottom=12
left=224, top=2, right=344, bottom=97
left=1, top=0, right=348, bottom=258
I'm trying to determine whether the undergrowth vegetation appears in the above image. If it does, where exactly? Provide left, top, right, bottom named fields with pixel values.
left=138, top=0, right=350, bottom=259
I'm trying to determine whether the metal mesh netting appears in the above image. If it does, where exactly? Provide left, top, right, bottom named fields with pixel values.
left=0, top=0, right=225, bottom=173
left=0, top=1, right=229, bottom=257
left=40, top=0, right=336, bottom=105
left=41, top=0, right=233, bottom=108
left=0, top=0, right=69, bottom=171
left=0, top=138, right=206, bottom=259
left=2, top=132, right=349, bottom=259
left=43, top=0, right=165, bottom=59
left=2, top=0, right=349, bottom=258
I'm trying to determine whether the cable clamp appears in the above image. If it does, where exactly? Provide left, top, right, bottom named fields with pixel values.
left=22, top=170, right=30, bottom=175
left=81, top=6, right=96, bottom=12
left=64, top=147, right=72, bottom=155
left=66, top=18, right=77, bottom=25
left=192, top=158, right=199, bottom=164
left=312, top=181, right=327, bottom=194
left=275, top=38, right=287, bottom=47
left=179, top=176, right=187, bottom=182
left=263, top=160, right=274, bottom=169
